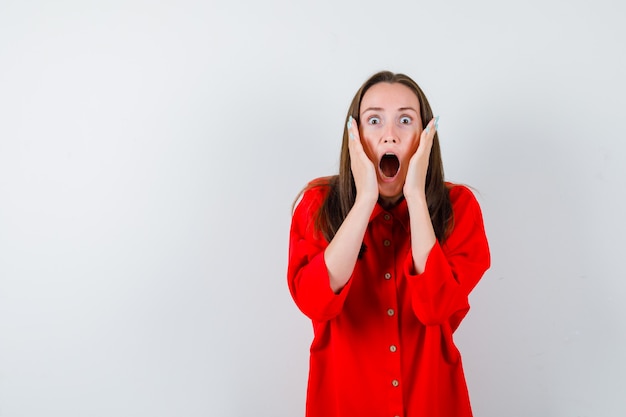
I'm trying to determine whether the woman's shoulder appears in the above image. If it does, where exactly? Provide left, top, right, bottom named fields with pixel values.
left=446, top=182, right=482, bottom=212
left=292, top=176, right=335, bottom=215
left=306, top=176, right=334, bottom=193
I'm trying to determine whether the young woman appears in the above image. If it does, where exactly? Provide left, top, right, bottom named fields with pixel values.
left=288, top=71, right=490, bottom=417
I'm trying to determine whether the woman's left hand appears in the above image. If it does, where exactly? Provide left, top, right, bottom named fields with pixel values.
left=403, top=116, right=438, bottom=201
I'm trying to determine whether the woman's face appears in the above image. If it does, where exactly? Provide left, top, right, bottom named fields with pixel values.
left=359, top=82, right=423, bottom=204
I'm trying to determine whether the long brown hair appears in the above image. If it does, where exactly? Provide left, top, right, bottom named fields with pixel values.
left=301, top=71, right=452, bottom=244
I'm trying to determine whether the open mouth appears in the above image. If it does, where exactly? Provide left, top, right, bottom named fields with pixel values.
left=379, top=153, right=400, bottom=179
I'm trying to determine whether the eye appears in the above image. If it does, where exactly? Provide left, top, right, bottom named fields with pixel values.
left=368, top=116, right=381, bottom=125
left=400, top=116, right=412, bottom=124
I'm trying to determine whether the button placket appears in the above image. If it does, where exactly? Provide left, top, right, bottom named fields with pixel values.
left=378, top=212, right=402, bottom=411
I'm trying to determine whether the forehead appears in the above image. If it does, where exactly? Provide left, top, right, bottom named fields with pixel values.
left=360, top=82, right=420, bottom=112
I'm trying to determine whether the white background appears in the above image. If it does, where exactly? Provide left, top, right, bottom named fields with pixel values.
left=1, top=0, right=625, bottom=416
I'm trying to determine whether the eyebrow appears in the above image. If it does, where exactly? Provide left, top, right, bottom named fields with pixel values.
left=361, top=106, right=419, bottom=114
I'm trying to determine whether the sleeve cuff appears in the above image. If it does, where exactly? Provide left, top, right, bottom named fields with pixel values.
left=403, top=242, right=452, bottom=303
left=296, top=251, right=352, bottom=322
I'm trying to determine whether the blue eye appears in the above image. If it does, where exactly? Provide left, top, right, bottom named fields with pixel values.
left=368, top=117, right=381, bottom=125
left=400, top=116, right=412, bottom=124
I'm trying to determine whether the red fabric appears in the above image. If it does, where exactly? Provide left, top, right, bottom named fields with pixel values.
left=288, top=182, right=491, bottom=417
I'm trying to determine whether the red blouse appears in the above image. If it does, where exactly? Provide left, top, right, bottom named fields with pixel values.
left=288, top=182, right=490, bottom=417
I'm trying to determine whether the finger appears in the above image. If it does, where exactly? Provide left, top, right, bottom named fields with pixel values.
left=347, top=116, right=354, bottom=140
left=347, top=116, right=365, bottom=155
left=347, top=116, right=361, bottom=142
left=422, top=116, right=438, bottom=137
left=420, top=116, right=438, bottom=149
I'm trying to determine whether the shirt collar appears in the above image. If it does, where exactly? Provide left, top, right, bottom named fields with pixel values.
left=369, top=197, right=410, bottom=231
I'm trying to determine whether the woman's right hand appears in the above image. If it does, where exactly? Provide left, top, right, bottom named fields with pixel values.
left=323, top=117, right=379, bottom=293
left=347, top=116, right=378, bottom=206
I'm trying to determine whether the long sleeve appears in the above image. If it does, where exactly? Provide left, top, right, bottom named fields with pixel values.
left=287, top=186, right=353, bottom=322
left=403, top=185, right=491, bottom=330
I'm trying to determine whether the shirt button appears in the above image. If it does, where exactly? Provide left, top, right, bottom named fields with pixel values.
left=387, top=308, right=395, bottom=316
left=392, top=379, right=399, bottom=387
left=390, top=345, right=397, bottom=353
left=383, top=239, right=391, bottom=247
left=384, top=214, right=391, bottom=221
left=384, top=272, right=391, bottom=280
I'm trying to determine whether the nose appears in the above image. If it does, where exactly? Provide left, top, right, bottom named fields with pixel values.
left=382, top=125, right=398, bottom=143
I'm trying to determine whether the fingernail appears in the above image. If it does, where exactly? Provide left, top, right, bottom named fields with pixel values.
left=349, top=132, right=355, bottom=140
left=347, top=116, right=353, bottom=129
left=435, top=115, right=440, bottom=129
left=425, top=126, right=430, bottom=134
